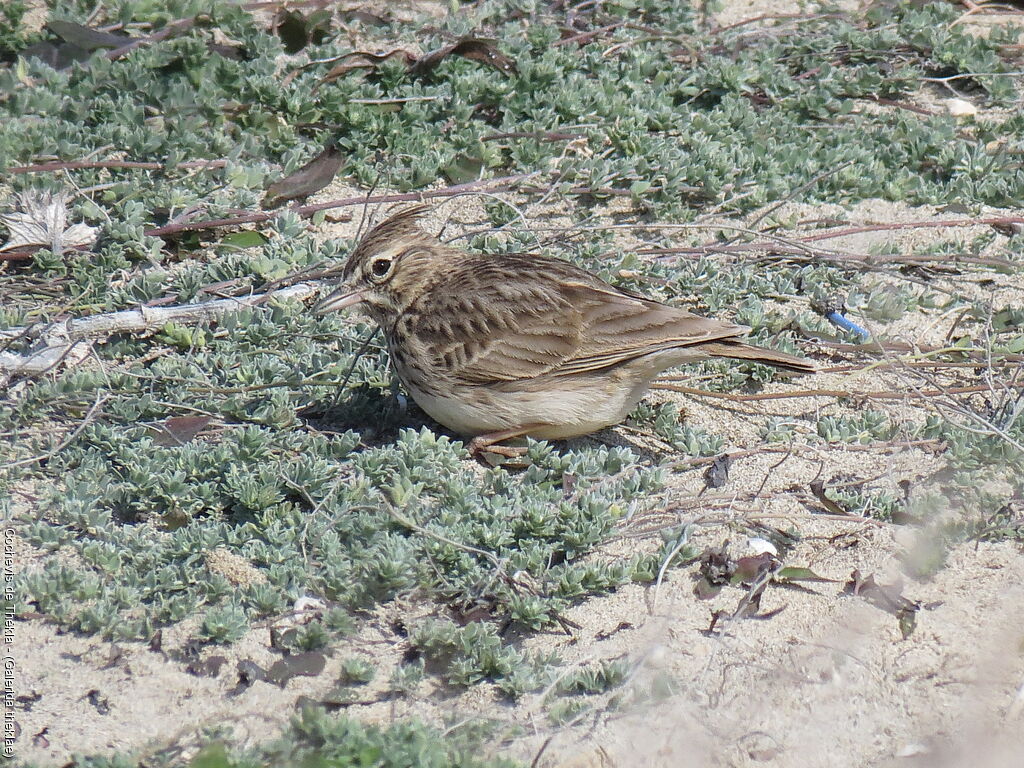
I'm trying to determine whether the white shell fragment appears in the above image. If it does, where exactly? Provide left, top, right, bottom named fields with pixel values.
left=746, top=537, right=779, bottom=557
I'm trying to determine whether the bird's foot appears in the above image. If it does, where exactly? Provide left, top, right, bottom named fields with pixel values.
left=467, top=435, right=529, bottom=460
left=466, top=426, right=544, bottom=461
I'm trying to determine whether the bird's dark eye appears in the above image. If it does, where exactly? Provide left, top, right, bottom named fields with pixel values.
left=369, top=257, right=392, bottom=279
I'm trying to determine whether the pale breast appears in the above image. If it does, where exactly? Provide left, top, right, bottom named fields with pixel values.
left=399, top=368, right=653, bottom=440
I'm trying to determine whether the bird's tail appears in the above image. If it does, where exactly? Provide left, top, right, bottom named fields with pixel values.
left=704, top=341, right=816, bottom=374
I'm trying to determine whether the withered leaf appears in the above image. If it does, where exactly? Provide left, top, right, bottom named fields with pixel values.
left=317, top=49, right=416, bottom=88
left=732, top=552, right=778, bottom=585
left=694, top=577, right=723, bottom=601
left=698, top=542, right=735, bottom=586
left=594, top=621, right=633, bottom=641
left=0, top=191, right=98, bottom=254
left=100, top=645, right=125, bottom=670
left=16, top=691, right=41, bottom=710
left=262, top=146, right=344, bottom=209
left=218, top=231, right=268, bottom=249
left=748, top=746, right=783, bottom=762
left=148, top=415, right=213, bottom=446
left=411, top=37, right=517, bottom=76
left=229, top=659, right=267, bottom=696
left=731, top=579, right=772, bottom=619
left=704, top=609, right=728, bottom=634
left=18, top=41, right=90, bottom=70
left=897, top=605, right=917, bottom=640
left=442, top=153, right=485, bottom=184
left=991, top=220, right=1024, bottom=237
left=311, top=687, right=388, bottom=711
left=809, top=479, right=853, bottom=516
left=454, top=604, right=495, bottom=624
left=47, top=20, right=131, bottom=51
left=237, top=659, right=266, bottom=684
left=206, top=43, right=244, bottom=60
left=749, top=605, right=786, bottom=620
left=270, top=626, right=298, bottom=651
left=85, top=689, right=110, bottom=715
left=206, top=30, right=248, bottom=61
left=295, top=694, right=328, bottom=711
left=561, top=471, right=577, bottom=497
left=775, top=566, right=834, bottom=583
left=316, top=37, right=515, bottom=89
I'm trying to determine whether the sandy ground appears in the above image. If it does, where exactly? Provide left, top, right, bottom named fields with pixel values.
left=531, top=537, right=1024, bottom=768
left=8, top=1, right=1024, bottom=766
left=12, top=190, right=1024, bottom=765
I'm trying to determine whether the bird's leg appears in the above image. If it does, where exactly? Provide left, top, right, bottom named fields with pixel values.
left=467, top=425, right=545, bottom=459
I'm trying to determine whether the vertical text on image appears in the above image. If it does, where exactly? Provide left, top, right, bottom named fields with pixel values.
left=3, top=525, right=18, bottom=758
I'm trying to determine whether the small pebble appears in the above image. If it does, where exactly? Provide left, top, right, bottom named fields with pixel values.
left=944, top=98, right=977, bottom=117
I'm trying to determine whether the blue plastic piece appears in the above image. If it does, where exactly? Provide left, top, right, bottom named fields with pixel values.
left=826, top=311, right=870, bottom=342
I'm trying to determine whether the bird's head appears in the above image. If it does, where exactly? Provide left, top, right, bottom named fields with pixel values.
left=314, top=204, right=442, bottom=324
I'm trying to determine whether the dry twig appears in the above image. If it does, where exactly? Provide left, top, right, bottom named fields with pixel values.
left=0, top=283, right=317, bottom=379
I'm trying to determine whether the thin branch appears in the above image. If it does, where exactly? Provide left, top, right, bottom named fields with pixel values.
left=815, top=339, right=1024, bottom=365
left=708, top=12, right=842, bottom=35
left=142, top=173, right=538, bottom=238
left=859, top=95, right=938, bottom=117
left=651, top=381, right=1024, bottom=402
left=553, top=21, right=626, bottom=47
left=0, top=250, right=41, bottom=262
left=797, top=216, right=1024, bottom=243
left=638, top=241, right=1015, bottom=270
left=103, top=16, right=196, bottom=60
left=744, top=160, right=855, bottom=229
left=1, top=391, right=109, bottom=469
left=652, top=525, right=693, bottom=612
left=348, top=96, right=439, bottom=105
left=659, top=439, right=945, bottom=473
left=8, top=158, right=228, bottom=175
left=481, top=130, right=584, bottom=142
left=891, top=361, right=1024, bottom=454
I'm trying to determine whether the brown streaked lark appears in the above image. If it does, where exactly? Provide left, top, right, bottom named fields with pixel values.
left=315, top=205, right=815, bottom=456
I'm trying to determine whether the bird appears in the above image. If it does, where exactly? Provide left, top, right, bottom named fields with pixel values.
left=315, top=205, right=814, bottom=457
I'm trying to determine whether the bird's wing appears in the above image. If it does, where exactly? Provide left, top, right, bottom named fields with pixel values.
left=403, top=256, right=745, bottom=386
left=554, top=281, right=746, bottom=376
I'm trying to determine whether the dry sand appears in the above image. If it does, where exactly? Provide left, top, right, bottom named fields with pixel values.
left=13, top=188, right=1024, bottom=765
left=8, top=1, right=1024, bottom=766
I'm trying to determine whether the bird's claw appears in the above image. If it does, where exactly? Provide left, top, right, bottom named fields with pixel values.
left=467, top=437, right=528, bottom=460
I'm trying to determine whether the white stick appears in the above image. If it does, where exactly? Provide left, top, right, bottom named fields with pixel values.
left=1, top=283, right=318, bottom=341
left=0, top=282, right=320, bottom=377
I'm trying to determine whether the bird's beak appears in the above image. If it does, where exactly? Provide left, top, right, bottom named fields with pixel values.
left=314, top=285, right=363, bottom=314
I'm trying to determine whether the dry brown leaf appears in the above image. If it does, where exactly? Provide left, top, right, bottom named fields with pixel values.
left=315, top=37, right=515, bottom=90
left=316, top=49, right=416, bottom=89
left=148, top=415, right=214, bottom=446
left=0, top=192, right=98, bottom=254
left=262, top=145, right=345, bottom=208
left=410, top=37, right=517, bottom=76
